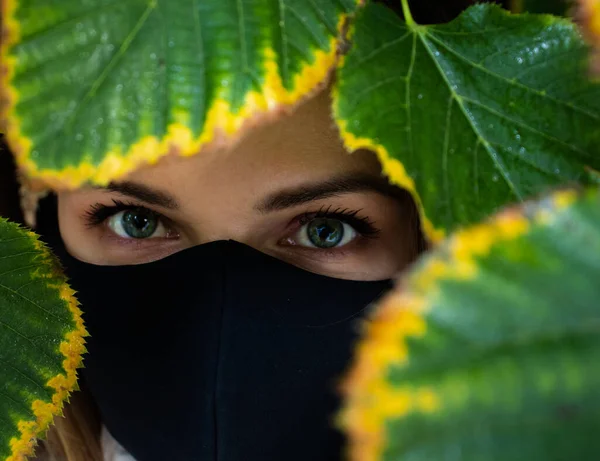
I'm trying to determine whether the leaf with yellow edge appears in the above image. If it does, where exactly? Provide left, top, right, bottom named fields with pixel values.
left=0, top=0, right=355, bottom=189
left=341, top=187, right=600, bottom=461
left=0, top=219, right=87, bottom=460
left=334, top=2, right=600, bottom=242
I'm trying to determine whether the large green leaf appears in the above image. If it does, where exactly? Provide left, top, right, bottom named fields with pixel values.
left=341, top=187, right=600, bottom=461
left=334, top=3, right=600, bottom=242
left=0, top=220, right=86, bottom=460
left=511, top=0, right=568, bottom=15
left=0, top=0, right=353, bottom=188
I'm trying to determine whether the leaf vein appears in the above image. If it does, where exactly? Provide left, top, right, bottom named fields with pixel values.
left=425, top=32, right=600, bottom=122
left=0, top=320, right=64, bottom=371
left=442, top=95, right=454, bottom=225
left=0, top=356, right=50, bottom=397
left=285, top=2, right=329, bottom=50
left=46, top=0, right=157, bottom=161
left=416, top=31, right=522, bottom=200
left=461, top=94, right=591, bottom=160
left=0, top=281, right=72, bottom=324
left=342, top=30, right=412, bottom=71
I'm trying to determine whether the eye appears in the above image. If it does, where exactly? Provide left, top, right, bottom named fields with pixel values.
left=295, top=217, right=357, bottom=249
left=107, top=208, right=167, bottom=239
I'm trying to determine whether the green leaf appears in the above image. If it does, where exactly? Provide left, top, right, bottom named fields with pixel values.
left=511, top=0, right=569, bottom=15
left=334, top=3, right=600, bottom=242
left=0, top=220, right=86, bottom=460
left=0, top=0, right=353, bottom=188
left=341, top=187, right=600, bottom=461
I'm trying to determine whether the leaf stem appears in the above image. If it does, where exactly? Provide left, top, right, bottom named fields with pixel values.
left=401, top=0, right=416, bottom=27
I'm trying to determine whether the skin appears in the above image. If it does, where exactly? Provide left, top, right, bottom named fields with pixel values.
left=58, top=88, right=422, bottom=281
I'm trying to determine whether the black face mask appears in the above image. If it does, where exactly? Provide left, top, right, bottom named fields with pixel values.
left=40, top=201, right=391, bottom=461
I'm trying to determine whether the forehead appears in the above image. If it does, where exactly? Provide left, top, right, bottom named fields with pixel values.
left=122, top=89, right=381, bottom=196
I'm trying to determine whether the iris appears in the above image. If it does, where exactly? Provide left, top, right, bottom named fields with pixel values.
left=307, top=218, right=344, bottom=248
left=121, top=209, right=158, bottom=238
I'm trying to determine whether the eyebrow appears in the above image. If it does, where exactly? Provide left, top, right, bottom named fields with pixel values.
left=99, top=181, right=179, bottom=210
left=256, top=173, right=403, bottom=212
left=100, top=173, right=401, bottom=213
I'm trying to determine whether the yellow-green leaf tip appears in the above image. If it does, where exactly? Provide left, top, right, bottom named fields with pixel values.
left=6, top=233, right=88, bottom=461
left=339, top=188, right=579, bottom=461
left=1, top=3, right=349, bottom=190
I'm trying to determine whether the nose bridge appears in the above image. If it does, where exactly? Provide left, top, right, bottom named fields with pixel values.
left=181, top=193, right=260, bottom=247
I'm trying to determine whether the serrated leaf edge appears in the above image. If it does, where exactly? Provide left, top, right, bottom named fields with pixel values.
left=0, top=223, right=88, bottom=461
left=338, top=188, right=579, bottom=461
left=0, top=1, right=349, bottom=189
left=332, top=3, right=584, bottom=245
left=332, top=7, right=442, bottom=244
left=333, top=114, right=445, bottom=244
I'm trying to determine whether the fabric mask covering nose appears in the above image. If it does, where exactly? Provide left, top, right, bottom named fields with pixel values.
left=53, top=237, right=391, bottom=461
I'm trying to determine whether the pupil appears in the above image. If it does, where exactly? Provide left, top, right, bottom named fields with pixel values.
left=307, top=218, right=344, bottom=248
left=122, top=209, right=158, bottom=238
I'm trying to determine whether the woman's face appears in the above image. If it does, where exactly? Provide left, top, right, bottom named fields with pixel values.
left=57, top=89, right=420, bottom=281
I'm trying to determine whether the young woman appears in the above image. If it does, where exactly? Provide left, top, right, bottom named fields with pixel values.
left=36, top=85, right=423, bottom=461
left=23, top=2, right=476, bottom=459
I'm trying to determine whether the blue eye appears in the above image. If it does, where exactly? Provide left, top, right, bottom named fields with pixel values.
left=107, top=209, right=166, bottom=239
left=298, top=218, right=357, bottom=249
left=307, top=218, right=344, bottom=248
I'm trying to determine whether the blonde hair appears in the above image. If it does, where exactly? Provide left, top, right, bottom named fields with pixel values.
left=34, top=390, right=103, bottom=461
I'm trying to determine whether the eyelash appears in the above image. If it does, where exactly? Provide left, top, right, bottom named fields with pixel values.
left=82, top=201, right=381, bottom=239
left=297, top=205, right=380, bottom=239
left=83, top=199, right=153, bottom=228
